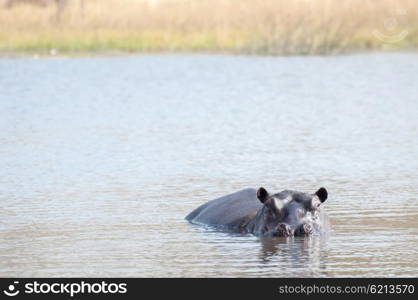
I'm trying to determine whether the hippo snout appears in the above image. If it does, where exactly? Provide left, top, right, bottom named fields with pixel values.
left=272, top=223, right=314, bottom=237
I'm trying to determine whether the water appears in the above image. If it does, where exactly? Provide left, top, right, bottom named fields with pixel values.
left=0, top=53, right=417, bottom=277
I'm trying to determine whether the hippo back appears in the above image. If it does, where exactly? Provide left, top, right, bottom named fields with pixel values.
left=185, top=188, right=262, bottom=229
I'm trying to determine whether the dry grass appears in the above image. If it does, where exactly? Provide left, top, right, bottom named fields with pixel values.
left=0, top=0, right=417, bottom=55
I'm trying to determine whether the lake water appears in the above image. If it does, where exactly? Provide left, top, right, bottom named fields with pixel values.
left=0, top=53, right=417, bottom=277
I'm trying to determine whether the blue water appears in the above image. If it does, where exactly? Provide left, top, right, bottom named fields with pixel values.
left=0, top=53, right=417, bottom=277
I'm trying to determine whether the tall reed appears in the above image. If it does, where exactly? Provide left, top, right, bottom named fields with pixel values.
left=0, top=0, right=417, bottom=55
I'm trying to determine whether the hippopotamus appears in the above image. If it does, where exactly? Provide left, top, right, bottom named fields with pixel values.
left=186, top=187, right=329, bottom=237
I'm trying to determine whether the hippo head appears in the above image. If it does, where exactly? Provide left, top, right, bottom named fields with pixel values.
left=253, top=187, right=328, bottom=237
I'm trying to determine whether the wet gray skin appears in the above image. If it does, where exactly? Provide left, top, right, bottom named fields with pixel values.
left=186, top=187, right=328, bottom=237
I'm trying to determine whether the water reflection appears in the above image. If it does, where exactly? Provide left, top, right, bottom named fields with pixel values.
left=259, top=235, right=329, bottom=274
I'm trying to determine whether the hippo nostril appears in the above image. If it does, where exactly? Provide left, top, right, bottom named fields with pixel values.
left=277, top=223, right=294, bottom=237
left=296, top=223, right=313, bottom=236
left=303, top=224, right=313, bottom=234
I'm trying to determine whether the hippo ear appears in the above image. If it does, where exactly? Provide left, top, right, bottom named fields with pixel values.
left=257, top=187, right=269, bottom=203
left=315, top=187, right=328, bottom=203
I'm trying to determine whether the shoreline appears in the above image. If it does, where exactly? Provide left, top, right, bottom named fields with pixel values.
left=0, top=48, right=417, bottom=59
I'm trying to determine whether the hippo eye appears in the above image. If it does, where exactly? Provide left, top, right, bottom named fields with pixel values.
left=294, top=198, right=302, bottom=203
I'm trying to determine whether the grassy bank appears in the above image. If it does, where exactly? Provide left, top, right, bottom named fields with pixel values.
left=1, top=0, right=417, bottom=55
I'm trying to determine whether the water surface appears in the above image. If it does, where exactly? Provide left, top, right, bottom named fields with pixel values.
left=0, top=53, right=417, bottom=277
